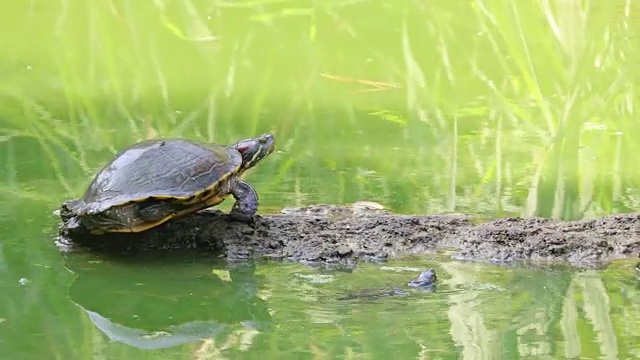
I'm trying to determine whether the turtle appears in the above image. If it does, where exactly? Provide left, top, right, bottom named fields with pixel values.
left=60, top=133, right=275, bottom=235
left=336, top=269, right=437, bottom=301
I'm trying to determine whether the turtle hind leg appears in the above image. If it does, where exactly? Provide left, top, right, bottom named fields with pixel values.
left=136, top=201, right=174, bottom=221
left=132, top=201, right=179, bottom=231
left=229, top=180, right=259, bottom=224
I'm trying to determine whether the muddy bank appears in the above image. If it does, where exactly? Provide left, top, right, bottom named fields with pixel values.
left=56, top=204, right=640, bottom=269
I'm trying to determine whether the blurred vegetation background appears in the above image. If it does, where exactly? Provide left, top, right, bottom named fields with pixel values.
left=1, top=0, right=638, bottom=220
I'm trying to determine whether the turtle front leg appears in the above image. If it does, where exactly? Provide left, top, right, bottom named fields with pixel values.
left=229, top=180, right=259, bottom=223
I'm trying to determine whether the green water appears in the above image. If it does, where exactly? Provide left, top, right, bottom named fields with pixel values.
left=1, top=0, right=639, bottom=359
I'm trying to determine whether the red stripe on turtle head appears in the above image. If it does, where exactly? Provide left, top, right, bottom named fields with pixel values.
left=234, top=142, right=253, bottom=153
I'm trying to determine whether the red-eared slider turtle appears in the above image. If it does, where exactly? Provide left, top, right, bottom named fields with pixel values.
left=60, top=133, right=275, bottom=234
left=337, top=269, right=437, bottom=301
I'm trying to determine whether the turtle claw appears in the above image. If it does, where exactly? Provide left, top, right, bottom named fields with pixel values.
left=229, top=210, right=256, bottom=225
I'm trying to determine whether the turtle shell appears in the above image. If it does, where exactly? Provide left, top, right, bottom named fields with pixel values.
left=60, top=139, right=242, bottom=234
left=73, top=138, right=242, bottom=214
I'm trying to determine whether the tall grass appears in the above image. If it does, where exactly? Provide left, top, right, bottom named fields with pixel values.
left=1, top=0, right=638, bottom=220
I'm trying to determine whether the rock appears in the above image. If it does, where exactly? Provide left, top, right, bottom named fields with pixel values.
left=337, top=245, right=353, bottom=257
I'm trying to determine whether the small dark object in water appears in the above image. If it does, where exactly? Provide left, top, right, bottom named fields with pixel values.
left=338, top=268, right=437, bottom=301
left=59, top=133, right=275, bottom=235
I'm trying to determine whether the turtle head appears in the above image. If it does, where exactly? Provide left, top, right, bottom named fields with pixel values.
left=232, top=133, right=276, bottom=171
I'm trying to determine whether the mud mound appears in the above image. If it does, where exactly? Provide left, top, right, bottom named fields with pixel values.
left=455, top=214, right=639, bottom=267
left=56, top=204, right=640, bottom=269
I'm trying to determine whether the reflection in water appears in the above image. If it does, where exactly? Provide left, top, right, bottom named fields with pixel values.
left=437, top=261, right=640, bottom=359
left=264, top=257, right=640, bottom=359
left=76, top=304, right=225, bottom=350
left=64, top=255, right=272, bottom=351
left=442, top=261, right=500, bottom=360
left=280, top=258, right=639, bottom=359
left=572, top=271, right=618, bottom=359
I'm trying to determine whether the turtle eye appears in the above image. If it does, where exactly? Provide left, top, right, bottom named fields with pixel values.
left=258, top=137, right=267, bottom=144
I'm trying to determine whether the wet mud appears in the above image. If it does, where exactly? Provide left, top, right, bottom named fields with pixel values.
left=56, top=204, right=640, bottom=269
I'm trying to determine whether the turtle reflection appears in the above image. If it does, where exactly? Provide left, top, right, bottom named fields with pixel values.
left=65, top=255, right=272, bottom=350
